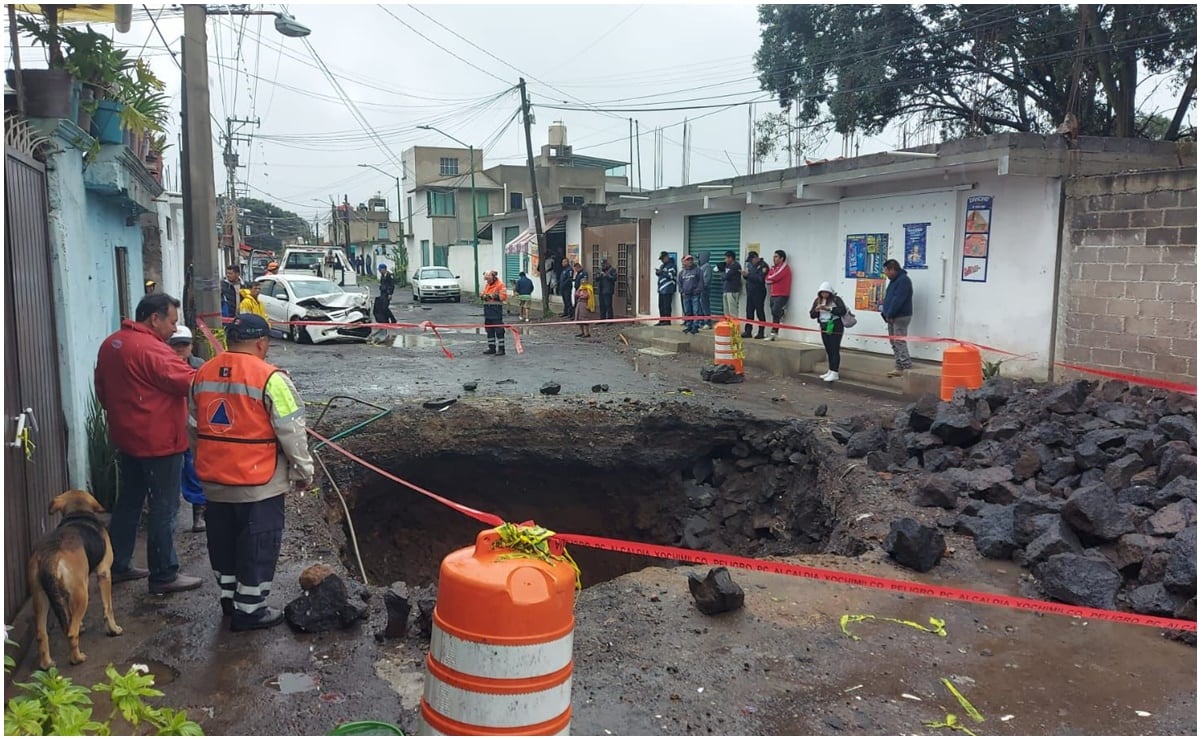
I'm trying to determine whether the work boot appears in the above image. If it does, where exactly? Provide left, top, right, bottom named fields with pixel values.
left=483, top=347, right=496, bottom=355
left=111, top=566, right=149, bottom=583
left=741, top=328, right=752, bottom=339
left=755, top=330, right=765, bottom=339
left=149, top=574, right=203, bottom=595
left=496, top=347, right=506, bottom=356
left=230, top=607, right=286, bottom=633
left=192, top=505, right=206, bottom=533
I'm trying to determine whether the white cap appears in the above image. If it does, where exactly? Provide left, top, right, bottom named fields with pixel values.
left=169, top=326, right=193, bottom=344
left=818, top=281, right=834, bottom=294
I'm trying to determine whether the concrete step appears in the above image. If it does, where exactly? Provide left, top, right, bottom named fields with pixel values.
left=649, top=336, right=692, bottom=353
left=814, top=349, right=943, bottom=398
left=637, top=346, right=677, bottom=358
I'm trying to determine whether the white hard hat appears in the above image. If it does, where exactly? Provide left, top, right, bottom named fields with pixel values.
left=169, top=326, right=193, bottom=345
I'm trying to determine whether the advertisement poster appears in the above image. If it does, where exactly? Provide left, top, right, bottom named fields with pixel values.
left=568, top=243, right=581, bottom=264
left=854, top=278, right=885, bottom=311
left=961, top=195, right=993, bottom=282
left=845, top=233, right=888, bottom=278
left=903, top=222, right=929, bottom=270
left=962, top=257, right=988, bottom=282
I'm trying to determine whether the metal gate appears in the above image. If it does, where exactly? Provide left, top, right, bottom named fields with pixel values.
left=4, top=148, right=70, bottom=621
left=687, top=212, right=741, bottom=314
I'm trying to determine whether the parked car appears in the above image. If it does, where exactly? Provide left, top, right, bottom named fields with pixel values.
left=255, top=275, right=371, bottom=344
left=411, top=266, right=462, bottom=303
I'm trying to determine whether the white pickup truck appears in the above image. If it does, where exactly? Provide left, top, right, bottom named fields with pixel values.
left=279, top=246, right=360, bottom=287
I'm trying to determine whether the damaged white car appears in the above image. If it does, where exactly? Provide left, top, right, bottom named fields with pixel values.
left=255, top=275, right=372, bottom=344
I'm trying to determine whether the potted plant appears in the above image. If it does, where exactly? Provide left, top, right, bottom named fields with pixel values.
left=13, top=8, right=76, bottom=119
left=58, top=25, right=131, bottom=141
left=117, top=58, right=169, bottom=142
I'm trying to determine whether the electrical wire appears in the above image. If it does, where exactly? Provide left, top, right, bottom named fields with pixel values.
left=376, top=4, right=512, bottom=86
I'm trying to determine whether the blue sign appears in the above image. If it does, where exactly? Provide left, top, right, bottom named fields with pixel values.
left=903, top=223, right=929, bottom=270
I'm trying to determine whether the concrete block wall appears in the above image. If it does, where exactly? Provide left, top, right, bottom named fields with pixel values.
left=1057, top=168, right=1197, bottom=383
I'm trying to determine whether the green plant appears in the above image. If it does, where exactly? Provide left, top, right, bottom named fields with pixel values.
left=149, top=133, right=170, bottom=155
left=16, top=9, right=67, bottom=69
left=59, top=25, right=132, bottom=98
left=390, top=245, right=409, bottom=288
left=86, top=389, right=119, bottom=511
left=982, top=358, right=1003, bottom=380
left=117, top=59, right=169, bottom=137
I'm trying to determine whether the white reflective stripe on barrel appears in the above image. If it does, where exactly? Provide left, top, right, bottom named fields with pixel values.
left=418, top=716, right=571, bottom=736
left=431, top=624, right=573, bottom=679
left=424, top=673, right=572, bottom=728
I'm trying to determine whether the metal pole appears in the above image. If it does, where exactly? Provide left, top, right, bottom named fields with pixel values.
left=394, top=174, right=405, bottom=284
left=469, top=145, right=479, bottom=297
left=518, top=78, right=549, bottom=314
left=181, top=5, right=220, bottom=329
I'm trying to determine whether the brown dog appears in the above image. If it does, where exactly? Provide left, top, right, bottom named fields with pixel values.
left=28, top=490, right=123, bottom=669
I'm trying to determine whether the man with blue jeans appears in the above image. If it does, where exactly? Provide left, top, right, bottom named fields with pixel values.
left=95, top=293, right=203, bottom=595
left=880, top=258, right=914, bottom=377
left=678, top=254, right=705, bottom=334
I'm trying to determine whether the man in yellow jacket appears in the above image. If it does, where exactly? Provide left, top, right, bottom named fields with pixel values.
left=238, top=282, right=268, bottom=319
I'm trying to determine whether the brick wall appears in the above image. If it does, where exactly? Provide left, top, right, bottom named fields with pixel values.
left=1057, top=168, right=1197, bottom=383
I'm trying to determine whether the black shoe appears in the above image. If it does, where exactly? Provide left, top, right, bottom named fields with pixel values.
left=755, top=331, right=766, bottom=339
left=149, top=574, right=203, bottom=595
left=741, top=330, right=752, bottom=339
left=111, top=566, right=149, bottom=583
left=231, top=607, right=285, bottom=632
left=483, top=347, right=496, bottom=355
left=221, top=599, right=234, bottom=617
left=192, top=505, right=206, bottom=533
left=496, top=347, right=506, bottom=356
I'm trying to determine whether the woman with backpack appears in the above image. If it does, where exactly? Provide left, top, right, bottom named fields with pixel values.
left=809, top=281, right=850, bottom=383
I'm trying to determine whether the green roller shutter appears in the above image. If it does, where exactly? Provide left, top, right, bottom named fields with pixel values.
left=503, top=226, right=521, bottom=284
left=688, top=212, right=741, bottom=315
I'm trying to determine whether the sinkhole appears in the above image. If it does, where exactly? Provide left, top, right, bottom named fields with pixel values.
left=327, top=401, right=864, bottom=590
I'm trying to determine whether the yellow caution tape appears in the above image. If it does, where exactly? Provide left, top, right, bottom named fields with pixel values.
left=940, top=678, right=985, bottom=723
left=839, top=614, right=948, bottom=641
left=727, top=319, right=746, bottom=361
left=924, top=713, right=976, bottom=736
left=18, top=426, right=34, bottom=461
left=493, top=522, right=582, bottom=591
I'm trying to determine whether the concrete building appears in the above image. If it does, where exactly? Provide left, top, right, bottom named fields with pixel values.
left=327, top=195, right=402, bottom=273
left=611, top=134, right=1196, bottom=387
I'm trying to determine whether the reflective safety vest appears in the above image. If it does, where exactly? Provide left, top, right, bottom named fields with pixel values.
left=192, top=352, right=280, bottom=486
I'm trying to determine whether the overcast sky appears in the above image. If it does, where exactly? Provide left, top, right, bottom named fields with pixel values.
left=6, top=2, right=1193, bottom=226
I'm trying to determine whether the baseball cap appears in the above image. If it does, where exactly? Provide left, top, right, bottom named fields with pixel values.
left=168, top=326, right=193, bottom=345
left=227, top=313, right=285, bottom=341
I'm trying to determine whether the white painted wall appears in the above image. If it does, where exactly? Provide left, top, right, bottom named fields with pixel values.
left=157, top=193, right=185, bottom=300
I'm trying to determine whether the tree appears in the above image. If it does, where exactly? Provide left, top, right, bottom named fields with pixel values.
left=754, top=4, right=1197, bottom=140
left=235, top=197, right=312, bottom=252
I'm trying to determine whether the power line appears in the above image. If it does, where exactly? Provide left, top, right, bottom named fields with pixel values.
left=375, top=4, right=512, bottom=86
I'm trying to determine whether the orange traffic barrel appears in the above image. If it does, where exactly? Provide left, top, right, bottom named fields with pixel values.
left=940, top=343, right=983, bottom=401
left=713, top=319, right=744, bottom=375
left=419, top=527, right=577, bottom=736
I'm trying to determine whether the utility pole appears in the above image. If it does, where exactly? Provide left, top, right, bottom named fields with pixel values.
left=224, top=116, right=259, bottom=267
left=518, top=78, right=549, bottom=314
left=180, top=5, right=219, bottom=330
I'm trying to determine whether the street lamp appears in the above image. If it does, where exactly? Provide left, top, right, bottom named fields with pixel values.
left=180, top=5, right=310, bottom=333
left=357, top=163, right=404, bottom=240
left=417, top=124, right=479, bottom=296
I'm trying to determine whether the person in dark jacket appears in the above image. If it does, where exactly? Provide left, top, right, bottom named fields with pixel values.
left=719, top=250, right=742, bottom=319
left=697, top=252, right=714, bottom=328
left=879, top=259, right=914, bottom=376
left=677, top=254, right=705, bottom=335
left=655, top=251, right=677, bottom=326
left=370, top=294, right=397, bottom=345
left=743, top=251, right=768, bottom=339
left=378, top=263, right=395, bottom=301
left=572, top=261, right=589, bottom=293
left=558, top=258, right=575, bottom=317
left=515, top=271, right=535, bottom=322
left=94, top=293, right=202, bottom=594
left=168, top=326, right=207, bottom=532
left=596, top=258, right=618, bottom=321
left=221, top=266, right=241, bottom=319
left=810, top=281, right=848, bottom=384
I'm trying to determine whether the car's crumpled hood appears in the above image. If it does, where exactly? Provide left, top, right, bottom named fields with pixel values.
left=296, top=293, right=364, bottom=311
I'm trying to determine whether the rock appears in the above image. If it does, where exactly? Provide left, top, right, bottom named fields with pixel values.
left=908, top=395, right=940, bottom=432
left=692, top=458, right=715, bottom=485
left=1140, top=551, right=1171, bottom=585
left=688, top=567, right=745, bottom=615
left=930, top=403, right=984, bottom=447
left=1157, top=415, right=1197, bottom=443
left=683, top=515, right=714, bottom=550
left=923, top=447, right=964, bottom=472
left=462, top=382, right=478, bottom=392
left=973, top=505, right=1019, bottom=559
left=912, top=476, right=960, bottom=510
left=1128, top=468, right=1160, bottom=487
left=1115, top=534, right=1166, bottom=574
left=1010, top=446, right=1042, bottom=482
left=415, top=590, right=437, bottom=638
left=591, top=384, right=610, bottom=393
left=1162, top=475, right=1197, bottom=502
left=1082, top=428, right=1129, bottom=451
left=1128, top=583, right=1190, bottom=617
left=966, top=439, right=1006, bottom=467
left=1103, top=453, right=1148, bottom=490
left=972, top=398, right=993, bottom=423
left=1073, top=440, right=1110, bottom=470
left=864, top=450, right=892, bottom=472
left=284, top=574, right=368, bottom=633
left=1040, top=456, right=1079, bottom=484
left=1034, top=553, right=1122, bottom=609
left=981, top=480, right=1022, bottom=505
left=883, top=518, right=946, bottom=573
left=1098, top=380, right=1130, bottom=402
left=1163, top=527, right=1197, bottom=595
left=379, top=582, right=412, bottom=639
left=1024, top=519, right=1083, bottom=565
left=735, top=456, right=768, bottom=471
left=1096, top=403, right=1146, bottom=429
left=540, top=382, right=562, bottom=395
left=845, top=428, right=887, bottom=459
left=1158, top=444, right=1197, bottom=485
left=1062, top=483, right=1136, bottom=542
left=1013, top=497, right=1065, bottom=545
left=968, top=377, right=1017, bottom=410
left=814, top=404, right=828, bottom=417
left=1045, top=380, right=1094, bottom=414
left=830, top=425, right=853, bottom=445
left=422, top=397, right=457, bottom=411
left=1123, top=431, right=1160, bottom=464
left=788, top=451, right=806, bottom=465
left=687, top=484, right=715, bottom=510
left=1143, top=499, right=1197, bottom=537
left=982, top=416, right=1024, bottom=442
left=299, top=563, right=338, bottom=591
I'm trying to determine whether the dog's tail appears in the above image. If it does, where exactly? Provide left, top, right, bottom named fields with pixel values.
left=38, top=560, right=71, bottom=631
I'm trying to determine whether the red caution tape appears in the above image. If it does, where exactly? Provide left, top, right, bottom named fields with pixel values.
left=304, top=429, right=1196, bottom=633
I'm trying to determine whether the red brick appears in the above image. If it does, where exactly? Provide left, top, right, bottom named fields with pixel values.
left=1158, top=283, right=1196, bottom=302
left=1121, top=351, right=1156, bottom=371
left=1146, top=227, right=1181, bottom=246
left=1142, top=263, right=1177, bottom=281
left=1163, top=209, right=1196, bottom=227
left=1125, top=282, right=1159, bottom=300
left=1109, top=264, right=1143, bottom=280
left=1100, top=211, right=1131, bottom=229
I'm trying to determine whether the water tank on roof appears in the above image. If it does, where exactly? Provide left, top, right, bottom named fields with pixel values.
left=548, top=121, right=567, bottom=148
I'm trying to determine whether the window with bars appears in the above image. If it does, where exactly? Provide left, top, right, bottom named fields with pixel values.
left=439, top=157, right=459, bottom=176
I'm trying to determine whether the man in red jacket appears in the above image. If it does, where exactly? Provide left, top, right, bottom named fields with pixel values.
left=95, top=293, right=202, bottom=594
left=765, top=249, right=793, bottom=341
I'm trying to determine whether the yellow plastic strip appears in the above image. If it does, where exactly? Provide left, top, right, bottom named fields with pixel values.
left=840, top=614, right=948, bottom=641
left=493, top=522, right=582, bottom=591
left=924, top=713, right=976, bottom=736
left=941, top=678, right=985, bottom=723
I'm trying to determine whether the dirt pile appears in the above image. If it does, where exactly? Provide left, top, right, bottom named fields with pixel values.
left=831, top=377, right=1198, bottom=626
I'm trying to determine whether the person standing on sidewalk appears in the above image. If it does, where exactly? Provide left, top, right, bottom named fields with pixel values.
left=221, top=265, right=241, bottom=320
left=743, top=251, right=768, bottom=339
left=697, top=252, right=714, bottom=329
left=94, top=293, right=202, bottom=595
left=809, top=282, right=848, bottom=383
left=765, top=249, right=793, bottom=341
left=191, top=314, right=313, bottom=631
left=678, top=254, right=705, bottom=335
left=238, top=282, right=268, bottom=319
left=481, top=270, right=508, bottom=356
left=515, top=271, right=535, bottom=322
left=558, top=258, right=575, bottom=318
left=655, top=251, right=677, bottom=326
left=880, top=258, right=914, bottom=377
left=168, top=327, right=207, bottom=532
left=719, top=250, right=743, bottom=319
left=596, top=258, right=618, bottom=321
left=378, top=263, right=396, bottom=303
